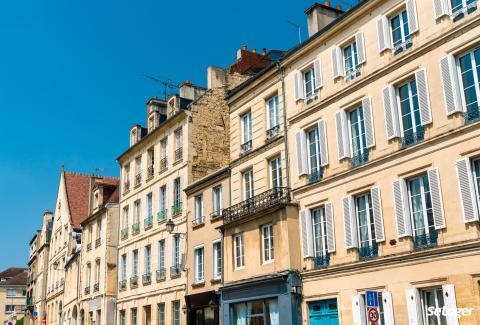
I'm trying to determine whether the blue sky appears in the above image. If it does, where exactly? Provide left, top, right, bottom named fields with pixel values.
left=0, top=0, right=355, bottom=270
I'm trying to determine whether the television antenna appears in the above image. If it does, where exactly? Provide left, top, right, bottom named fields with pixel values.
left=142, top=74, right=179, bottom=100
left=287, top=20, right=302, bottom=44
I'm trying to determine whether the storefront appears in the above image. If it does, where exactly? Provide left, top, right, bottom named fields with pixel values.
left=185, top=291, right=220, bottom=325
left=220, top=271, right=302, bottom=325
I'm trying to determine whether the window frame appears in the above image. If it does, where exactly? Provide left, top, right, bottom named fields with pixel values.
left=306, top=126, right=321, bottom=176
left=158, top=240, right=166, bottom=271
left=233, top=233, right=245, bottom=270
left=193, top=245, right=205, bottom=283
left=173, top=178, right=182, bottom=205
left=159, top=185, right=167, bottom=213
left=354, top=192, right=377, bottom=248
left=240, top=111, right=252, bottom=145
left=266, top=95, right=280, bottom=130
left=269, top=156, right=283, bottom=188
left=212, top=239, right=222, bottom=280
left=472, top=158, right=480, bottom=211
left=343, top=41, right=360, bottom=81
left=132, top=249, right=139, bottom=277
left=194, top=195, right=204, bottom=221
left=311, top=206, right=328, bottom=257
left=303, top=66, right=317, bottom=100
left=407, top=174, right=435, bottom=237
left=420, top=287, right=447, bottom=325
left=121, top=254, right=127, bottom=281
left=242, top=169, right=254, bottom=200
left=157, top=303, right=165, bottom=325
left=261, top=224, right=274, bottom=264
left=395, top=78, right=422, bottom=136
left=456, top=47, right=480, bottom=114
left=347, top=105, right=367, bottom=158
left=172, top=301, right=180, bottom=325
left=144, top=245, right=151, bottom=275
left=146, top=193, right=153, bottom=218
left=389, top=8, right=412, bottom=54
left=212, top=185, right=223, bottom=214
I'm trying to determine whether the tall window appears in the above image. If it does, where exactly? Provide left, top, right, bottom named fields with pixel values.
left=396, top=79, right=422, bottom=138
left=124, top=164, right=130, bottom=186
left=96, top=219, right=102, bottom=240
left=451, top=0, right=478, bottom=20
left=390, top=9, right=411, bottom=54
left=158, top=240, right=165, bottom=271
left=307, top=127, right=321, bottom=178
left=146, top=193, right=153, bottom=218
left=266, top=95, right=279, bottom=130
left=473, top=159, right=480, bottom=208
left=420, top=287, right=446, bottom=325
left=173, top=178, right=182, bottom=206
left=194, top=195, right=204, bottom=222
left=242, top=169, right=254, bottom=200
left=174, top=129, right=183, bottom=150
left=134, top=200, right=141, bottom=224
left=159, top=185, right=167, bottom=214
left=132, top=250, right=139, bottom=278
left=86, top=263, right=91, bottom=287
left=361, top=293, right=386, bottom=325
left=457, top=48, right=480, bottom=118
left=122, top=206, right=129, bottom=229
left=343, top=41, right=360, bottom=81
left=194, top=246, right=204, bottom=283
left=147, top=148, right=155, bottom=174
left=161, top=139, right=168, bottom=159
left=348, top=106, right=367, bottom=159
left=303, top=67, right=317, bottom=100
left=95, top=260, right=101, bottom=285
left=131, top=308, right=137, bottom=325
left=312, top=207, right=328, bottom=258
left=173, top=235, right=181, bottom=268
left=407, top=175, right=435, bottom=238
left=144, top=245, right=151, bottom=275
left=233, top=234, right=244, bottom=269
left=172, top=301, right=180, bottom=325
left=212, top=186, right=223, bottom=215
left=269, top=156, right=282, bottom=188
left=135, top=156, right=142, bottom=177
left=241, top=112, right=252, bottom=146
left=157, top=304, right=165, bottom=325
left=213, top=241, right=222, bottom=280
left=121, top=254, right=127, bottom=281
left=354, top=193, right=377, bottom=249
left=261, top=225, right=274, bottom=263
left=119, top=311, right=126, bottom=325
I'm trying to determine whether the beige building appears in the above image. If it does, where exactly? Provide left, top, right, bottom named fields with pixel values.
left=26, top=231, right=40, bottom=325
left=0, top=268, right=27, bottom=325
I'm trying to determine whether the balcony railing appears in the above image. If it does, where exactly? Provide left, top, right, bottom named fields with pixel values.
left=393, top=37, right=412, bottom=55
left=222, top=187, right=291, bottom=225
left=451, top=1, right=477, bottom=20
left=26, top=297, right=33, bottom=306
left=132, top=222, right=140, bottom=235
left=210, top=210, right=222, bottom=220
left=119, top=280, right=127, bottom=291
left=401, top=128, right=424, bottom=148
left=314, top=254, right=330, bottom=269
left=192, top=216, right=205, bottom=227
left=174, top=147, right=183, bottom=162
left=170, top=265, right=181, bottom=278
left=95, top=238, right=101, bottom=248
left=93, top=283, right=99, bottom=292
left=86, top=243, right=92, bottom=251
left=134, top=172, right=142, bottom=187
left=413, top=230, right=438, bottom=250
left=351, top=151, right=369, bottom=168
left=156, top=268, right=166, bottom=282
left=144, top=216, right=153, bottom=230
left=130, top=276, right=138, bottom=288
left=345, top=66, right=361, bottom=82
left=240, top=140, right=252, bottom=154
left=359, top=243, right=379, bottom=260
left=147, top=165, right=155, bottom=179
left=157, top=209, right=168, bottom=223
left=84, top=286, right=90, bottom=295
left=160, top=157, right=168, bottom=173
left=123, top=180, right=130, bottom=193
left=308, top=169, right=323, bottom=184
left=142, top=273, right=152, bottom=285
left=172, top=202, right=183, bottom=217
left=266, top=125, right=280, bottom=141
left=464, top=107, right=480, bottom=124
left=121, top=228, right=129, bottom=240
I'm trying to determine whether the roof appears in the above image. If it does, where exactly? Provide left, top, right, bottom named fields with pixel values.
left=0, top=268, right=26, bottom=279
left=304, top=2, right=344, bottom=14
left=1, top=270, right=28, bottom=286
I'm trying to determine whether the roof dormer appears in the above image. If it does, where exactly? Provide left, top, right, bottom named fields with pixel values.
left=130, top=125, right=142, bottom=147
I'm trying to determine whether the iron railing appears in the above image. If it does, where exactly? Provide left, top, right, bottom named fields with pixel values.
left=413, top=230, right=438, bottom=250
left=314, top=254, right=330, bottom=269
left=156, top=268, right=166, bottom=282
left=157, top=210, right=168, bottom=223
left=93, top=283, right=99, bottom=292
left=160, top=158, right=168, bottom=173
left=130, top=276, right=138, bottom=288
left=192, top=216, right=205, bottom=227
left=121, top=228, right=128, bottom=240
left=86, top=243, right=92, bottom=251
left=170, top=265, right=181, bottom=278
left=84, top=286, right=90, bottom=295
left=131, top=222, right=140, bottom=235
left=345, top=66, right=361, bottom=82
left=147, top=165, right=155, bottom=179
left=393, top=37, right=412, bottom=55
left=95, top=238, right=101, bottom=248
left=174, top=147, right=183, bottom=162
left=222, top=187, right=291, bottom=225
left=134, top=172, right=142, bottom=186
left=123, top=180, right=130, bottom=193
left=464, top=107, right=480, bottom=124
left=359, top=243, right=379, bottom=260
left=351, top=151, right=369, bottom=168
left=308, top=169, right=323, bottom=184
left=119, top=280, right=127, bottom=291
left=171, top=203, right=183, bottom=217
left=240, top=140, right=252, bottom=154
left=451, top=1, right=477, bottom=20
left=142, top=273, right=152, bottom=285
left=401, top=128, right=425, bottom=148
left=144, top=216, right=153, bottom=230
left=210, top=210, right=222, bottom=220
left=266, top=125, right=280, bottom=141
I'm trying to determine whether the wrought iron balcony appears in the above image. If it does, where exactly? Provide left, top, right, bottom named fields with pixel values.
left=160, top=158, right=168, bottom=173
left=171, top=203, right=183, bottom=217
left=95, top=238, right=101, bottom=248
left=308, top=168, right=323, bottom=184
left=351, top=151, right=369, bottom=168
left=156, top=268, right=166, bottom=282
left=130, top=276, right=138, bottom=288
left=464, top=107, right=480, bottom=124
left=401, top=128, right=425, bottom=148
left=393, top=38, right=412, bottom=55
left=345, top=66, right=361, bottom=82
left=119, top=280, right=127, bottom=291
left=266, top=125, right=280, bottom=141
left=170, top=265, right=181, bottom=278
left=147, top=165, right=155, bottom=179
left=192, top=216, right=205, bottom=227
left=210, top=210, right=222, bottom=220
left=359, top=243, right=379, bottom=260
left=123, top=180, right=130, bottom=193
left=451, top=1, right=477, bottom=20
left=240, top=140, right=252, bottom=154
left=93, top=283, right=99, bottom=292
left=134, top=172, right=142, bottom=187
left=86, top=243, right=92, bottom=251
left=84, top=286, right=90, bottom=295
left=314, top=254, right=330, bottom=269
left=157, top=210, right=168, bottom=223
left=174, top=147, right=183, bottom=162
left=222, top=187, right=291, bottom=225
left=144, top=216, right=153, bottom=230
left=131, top=222, right=140, bottom=235
left=142, top=273, right=152, bottom=285
left=120, top=228, right=129, bottom=240
left=413, top=230, right=438, bottom=250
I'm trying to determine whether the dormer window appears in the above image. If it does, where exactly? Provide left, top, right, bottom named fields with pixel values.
left=94, top=191, right=100, bottom=209
left=131, top=129, right=137, bottom=146
left=148, top=116, right=155, bottom=132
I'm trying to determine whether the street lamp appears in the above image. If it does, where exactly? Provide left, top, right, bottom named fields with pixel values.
left=165, top=219, right=175, bottom=234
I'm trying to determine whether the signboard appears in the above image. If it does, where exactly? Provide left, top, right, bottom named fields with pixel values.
left=366, top=291, right=379, bottom=308
left=367, top=307, right=379, bottom=323
left=33, top=311, right=38, bottom=320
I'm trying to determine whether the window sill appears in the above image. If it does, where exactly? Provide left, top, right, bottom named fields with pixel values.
left=210, top=278, right=221, bottom=284
left=192, top=281, right=205, bottom=288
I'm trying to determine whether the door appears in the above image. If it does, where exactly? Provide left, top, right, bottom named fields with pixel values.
left=308, top=299, right=339, bottom=325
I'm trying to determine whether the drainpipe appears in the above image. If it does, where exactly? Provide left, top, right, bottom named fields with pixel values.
left=276, top=62, right=291, bottom=190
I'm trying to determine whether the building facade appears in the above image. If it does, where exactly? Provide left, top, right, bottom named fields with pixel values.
left=26, top=232, right=40, bottom=325
left=0, top=268, right=27, bottom=325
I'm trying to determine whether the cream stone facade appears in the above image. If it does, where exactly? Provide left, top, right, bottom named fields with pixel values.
left=26, top=231, right=40, bottom=325
left=0, top=269, right=27, bottom=325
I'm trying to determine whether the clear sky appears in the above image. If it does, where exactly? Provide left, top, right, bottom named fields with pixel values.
left=0, top=0, right=355, bottom=270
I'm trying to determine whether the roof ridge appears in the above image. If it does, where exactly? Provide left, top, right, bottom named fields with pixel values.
left=64, top=170, right=118, bottom=179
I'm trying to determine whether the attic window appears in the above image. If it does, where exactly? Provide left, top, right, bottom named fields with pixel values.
left=94, top=190, right=100, bottom=209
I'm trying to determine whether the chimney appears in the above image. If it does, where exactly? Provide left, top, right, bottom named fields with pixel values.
left=305, top=2, right=343, bottom=38
left=262, top=48, right=267, bottom=56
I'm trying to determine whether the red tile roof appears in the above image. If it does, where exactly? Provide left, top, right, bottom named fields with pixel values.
left=2, top=270, right=27, bottom=285
left=0, top=268, right=26, bottom=279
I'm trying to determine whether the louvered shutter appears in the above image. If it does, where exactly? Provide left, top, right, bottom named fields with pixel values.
left=352, top=295, right=366, bottom=325
left=371, top=187, right=385, bottom=242
left=295, top=130, right=308, bottom=177
left=415, top=69, right=432, bottom=125
left=335, top=111, right=346, bottom=160
left=300, top=209, right=314, bottom=258
left=325, top=202, right=336, bottom=253
left=313, top=59, right=323, bottom=89
left=362, top=96, right=376, bottom=148
left=294, top=71, right=304, bottom=101
left=406, top=289, right=423, bottom=325
left=442, top=285, right=459, bottom=325
left=382, top=85, right=400, bottom=140
left=331, top=46, right=344, bottom=79
left=393, top=179, right=412, bottom=238
left=377, top=16, right=392, bottom=52
left=406, top=0, right=419, bottom=34
left=343, top=196, right=358, bottom=249
left=318, top=120, right=329, bottom=167
left=356, top=32, right=367, bottom=65
left=439, top=55, right=462, bottom=115
left=455, top=158, right=479, bottom=222
left=433, top=0, right=449, bottom=19
left=382, top=292, right=395, bottom=325
left=427, top=168, right=446, bottom=229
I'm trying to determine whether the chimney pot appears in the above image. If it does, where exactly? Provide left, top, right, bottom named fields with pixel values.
left=324, top=1, right=331, bottom=6
left=242, top=44, right=247, bottom=51
left=262, top=48, right=267, bottom=56
left=252, top=48, right=257, bottom=54
left=185, top=80, right=191, bottom=85
left=336, top=5, right=342, bottom=10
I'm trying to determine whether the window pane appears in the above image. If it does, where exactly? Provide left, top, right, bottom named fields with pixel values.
left=349, top=107, right=367, bottom=156
left=459, top=53, right=479, bottom=113
left=312, top=208, right=326, bottom=256
left=308, top=128, right=320, bottom=174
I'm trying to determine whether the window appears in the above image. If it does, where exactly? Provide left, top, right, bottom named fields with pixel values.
left=124, top=164, right=130, bottom=188
left=159, top=185, right=167, bottom=214
left=396, top=79, right=423, bottom=143
left=343, top=41, right=361, bottom=81
left=122, top=206, right=129, bottom=229
left=194, top=195, right=204, bottom=223
left=120, top=254, right=127, bottom=281
left=95, top=260, right=101, bottom=285
left=473, top=159, right=480, bottom=209
left=212, top=186, right=223, bottom=215
left=6, top=289, right=16, bottom=297
left=135, top=156, right=142, bottom=177
left=173, top=178, right=182, bottom=206
left=131, top=308, right=137, bottom=325
left=194, top=246, right=204, bottom=283
left=5, top=305, right=15, bottom=313
left=242, top=169, right=254, bottom=200
left=161, top=139, right=168, bottom=159
left=354, top=193, right=378, bottom=258
left=303, top=67, right=317, bottom=100
left=457, top=48, right=480, bottom=121
left=312, top=207, right=328, bottom=258
left=231, top=299, right=279, bottom=325
left=451, top=0, right=477, bottom=20
left=408, top=175, right=435, bottom=241
left=269, top=156, right=282, bottom=188
left=361, top=293, right=386, bottom=325
left=144, top=245, right=151, bottom=274
left=241, top=112, right=252, bottom=150
left=88, top=224, right=93, bottom=245
left=147, top=148, right=155, bottom=176
left=174, top=129, right=183, bottom=150
left=157, top=304, right=165, bottom=325
left=420, top=287, right=446, bottom=325
left=132, top=250, right=139, bottom=277
left=158, top=240, right=166, bottom=270
left=86, top=263, right=91, bottom=287
left=213, top=241, right=222, bottom=279
left=146, top=193, right=153, bottom=219
left=173, top=235, right=181, bottom=268
left=119, top=311, right=126, bottom=325
left=172, top=301, right=180, bottom=325
left=390, top=9, right=411, bottom=54
left=233, top=234, right=244, bottom=269
left=307, top=126, right=322, bottom=181
left=348, top=106, right=368, bottom=165
left=96, top=219, right=102, bottom=240
left=266, top=95, right=280, bottom=131
left=261, top=224, right=274, bottom=263
left=134, top=200, right=141, bottom=224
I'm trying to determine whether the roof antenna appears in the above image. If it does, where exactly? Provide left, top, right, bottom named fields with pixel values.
left=287, top=21, right=302, bottom=44
left=94, top=167, right=104, bottom=175
left=142, top=74, right=179, bottom=100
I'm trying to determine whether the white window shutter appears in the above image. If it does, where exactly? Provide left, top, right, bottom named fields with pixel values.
left=371, top=187, right=385, bottom=242
left=300, top=209, right=314, bottom=258
left=341, top=110, right=351, bottom=158
left=382, top=291, right=395, bottom=325
left=455, top=158, right=479, bottom=222
left=415, top=69, right=432, bottom=125
left=294, top=71, right=304, bottom=102
left=356, top=32, right=367, bottom=65
left=335, top=111, right=346, bottom=160
left=362, top=96, right=376, bottom=148
left=393, top=179, right=413, bottom=238
left=313, top=59, right=323, bottom=89
left=295, top=130, right=308, bottom=177
left=382, top=85, right=401, bottom=140
left=332, top=46, right=344, bottom=79
left=343, top=196, right=358, bottom=249
left=433, top=0, right=450, bottom=19
left=325, top=202, right=336, bottom=253
left=406, top=0, right=419, bottom=34
left=377, top=16, right=392, bottom=52
left=439, top=55, right=462, bottom=116
left=406, top=288, right=423, bottom=325
left=352, top=295, right=366, bottom=325
left=318, top=119, right=329, bottom=167
left=442, top=284, right=459, bottom=325
left=427, top=168, right=446, bottom=229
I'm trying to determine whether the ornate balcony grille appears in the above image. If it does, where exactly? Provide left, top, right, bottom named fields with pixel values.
left=86, top=243, right=92, bottom=251
left=95, top=238, right=101, bottom=248
left=123, top=180, right=130, bottom=193
left=222, top=187, right=291, bottom=225
left=160, top=158, right=168, bottom=173
left=131, top=222, right=140, bottom=235
left=464, top=107, right=480, bottom=125
left=130, top=276, right=138, bottom=288
left=147, top=165, right=154, bottom=179
left=451, top=1, right=477, bottom=20
left=240, top=140, right=252, bottom=154
left=174, top=147, right=183, bottom=162
left=192, top=216, right=205, bottom=227
left=314, top=254, right=330, bottom=269
left=266, top=125, right=280, bottom=141
left=401, top=128, right=425, bottom=148
left=84, top=286, right=90, bottom=295
left=142, top=273, right=152, bottom=285
left=134, top=172, right=142, bottom=186
left=170, top=265, right=181, bottom=278
left=157, top=210, right=168, bottom=223
left=93, top=283, right=99, bottom=292
left=308, top=168, right=323, bottom=184
left=120, top=228, right=128, bottom=240
left=171, top=203, right=183, bottom=217
left=345, top=66, right=361, bottom=82
left=351, top=151, right=369, bottom=168
left=156, top=268, right=166, bottom=282
left=359, top=243, right=379, bottom=260
left=144, top=216, right=153, bottom=230
left=413, top=230, right=438, bottom=250
left=393, top=37, right=412, bottom=55
left=119, top=280, right=127, bottom=291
